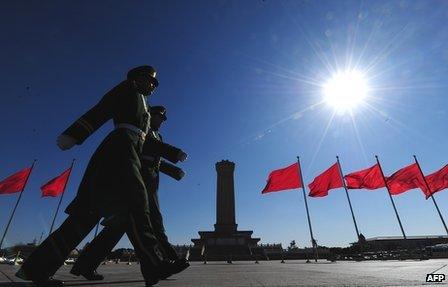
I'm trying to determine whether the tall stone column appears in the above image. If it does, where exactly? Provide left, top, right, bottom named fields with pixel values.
left=214, top=160, right=237, bottom=233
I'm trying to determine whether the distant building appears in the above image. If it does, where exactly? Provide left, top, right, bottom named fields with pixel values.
left=351, top=235, right=448, bottom=251
left=108, top=248, right=137, bottom=262
left=2, top=243, right=37, bottom=258
left=2, top=242, right=80, bottom=259
left=172, top=244, right=193, bottom=259
left=427, top=243, right=448, bottom=258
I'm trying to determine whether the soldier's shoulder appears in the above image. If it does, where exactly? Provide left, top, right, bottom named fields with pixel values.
left=106, top=80, right=134, bottom=96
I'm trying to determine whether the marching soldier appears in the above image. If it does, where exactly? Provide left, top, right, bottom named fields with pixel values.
left=141, top=106, right=189, bottom=265
left=16, top=66, right=176, bottom=287
left=70, top=106, right=189, bottom=281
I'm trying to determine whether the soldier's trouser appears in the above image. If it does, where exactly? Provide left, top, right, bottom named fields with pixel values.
left=72, top=191, right=178, bottom=275
left=147, top=188, right=179, bottom=260
left=71, top=211, right=165, bottom=282
left=125, top=212, right=165, bottom=281
left=71, top=223, right=124, bottom=274
left=19, top=213, right=100, bottom=282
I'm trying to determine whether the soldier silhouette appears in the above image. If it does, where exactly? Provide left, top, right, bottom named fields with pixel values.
left=70, top=105, right=190, bottom=281
left=16, top=66, right=179, bottom=287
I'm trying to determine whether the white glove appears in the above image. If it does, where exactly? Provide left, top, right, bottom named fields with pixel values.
left=57, top=134, right=77, bottom=150
left=177, top=151, right=188, bottom=162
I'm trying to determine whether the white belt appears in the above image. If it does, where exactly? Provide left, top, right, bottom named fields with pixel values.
left=115, top=123, right=146, bottom=140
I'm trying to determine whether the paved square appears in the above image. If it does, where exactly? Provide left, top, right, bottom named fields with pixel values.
left=1, top=259, right=447, bottom=286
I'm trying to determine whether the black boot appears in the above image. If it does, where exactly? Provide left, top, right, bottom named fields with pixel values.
left=16, top=269, right=64, bottom=287
left=158, top=259, right=190, bottom=280
left=171, top=258, right=190, bottom=274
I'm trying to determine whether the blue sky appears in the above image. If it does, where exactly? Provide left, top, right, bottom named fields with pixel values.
left=1, top=0, right=448, bottom=250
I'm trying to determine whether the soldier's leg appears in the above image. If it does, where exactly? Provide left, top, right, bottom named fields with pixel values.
left=17, top=213, right=99, bottom=283
left=126, top=212, right=164, bottom=284
left=123, top=154, right=182, bottom=284
left=123, top=168, right=164, bottom=283
left=148, top=189, right=179, bottom=260
left=146, top=186, right=189, bottom=280
left=71, top=224, right=125, bottom=276
left=150, top=219, right=189, bottom=281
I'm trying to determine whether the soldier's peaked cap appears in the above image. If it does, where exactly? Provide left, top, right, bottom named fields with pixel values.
left=150, top=106, right=167, bottom=121
left=127, top=65, right=159, bottom=87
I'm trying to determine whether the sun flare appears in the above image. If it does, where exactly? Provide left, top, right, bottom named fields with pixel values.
left=323, top=70, right=368, bottom=113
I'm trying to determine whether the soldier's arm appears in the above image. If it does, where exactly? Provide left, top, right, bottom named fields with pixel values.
left=145, top=137, right=186, bottom=164
left=61, top=81, right=124, bottom=145
left=160, top=160, right=185, bottom=181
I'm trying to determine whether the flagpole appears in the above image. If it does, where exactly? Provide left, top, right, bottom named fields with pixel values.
left=413, top=155, right=448, bottom=235
left=94, top=222, right=100, bottom=237
left=0, top=160, right=37, bottom=251
left=375, top=156, right=407, bottom=240
left=336, top=156, right=361, bottom=240
left=49, top=159, right=75, bottom=235
left=296, top=156, right=318, bottom=262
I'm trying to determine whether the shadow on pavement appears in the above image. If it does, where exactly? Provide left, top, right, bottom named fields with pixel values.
left=63, top=279, right=145, bottom=286
left=0, top=280, right=152, bottom=286
left=0, top=283, right=33, bottom=287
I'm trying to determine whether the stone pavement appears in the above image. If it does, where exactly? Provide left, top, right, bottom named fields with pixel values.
left=1, top=259, right=447, bottom=286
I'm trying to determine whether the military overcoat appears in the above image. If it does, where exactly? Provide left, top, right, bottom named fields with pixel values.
left=64, top=80, right=151, bottom=218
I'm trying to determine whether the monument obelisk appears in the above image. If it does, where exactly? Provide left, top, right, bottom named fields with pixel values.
left=191, top=160, right=260, bottom=260
left=215, top=160, right=237, bottom=233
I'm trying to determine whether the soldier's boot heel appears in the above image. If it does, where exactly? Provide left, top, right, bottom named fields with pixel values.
left=158, top=259, right=190, bottom=280
left=16, top=268, right=64, bottom=287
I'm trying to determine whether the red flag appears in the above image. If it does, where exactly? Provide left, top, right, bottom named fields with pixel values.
left=262, top=163, right=301, bottom=194
left=41, top=167, right=72, bottom=197
left=345, top=164, right=385, bottom=190
left=424, top=165, right=448, bottom=199
left=386, top=163, right=426, bottom=195
left=0, top=167, right=32, bottom=195
left=308, top=163, right=343, bottom=197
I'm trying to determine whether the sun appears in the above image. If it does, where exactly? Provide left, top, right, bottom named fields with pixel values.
left=323, top=70, right=368, bottom=113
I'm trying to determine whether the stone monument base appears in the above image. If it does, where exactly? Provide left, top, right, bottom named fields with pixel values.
left=191, top=230, right=260, bottom=261
left=190, top=160, right=262, bottom=261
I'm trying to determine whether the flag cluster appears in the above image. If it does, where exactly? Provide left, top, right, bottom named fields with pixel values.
left=262, top=160, right=448, bottom=199
left=0, top=165, right=73, bottom=197
left=0, top=161, right=75, bottom=250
